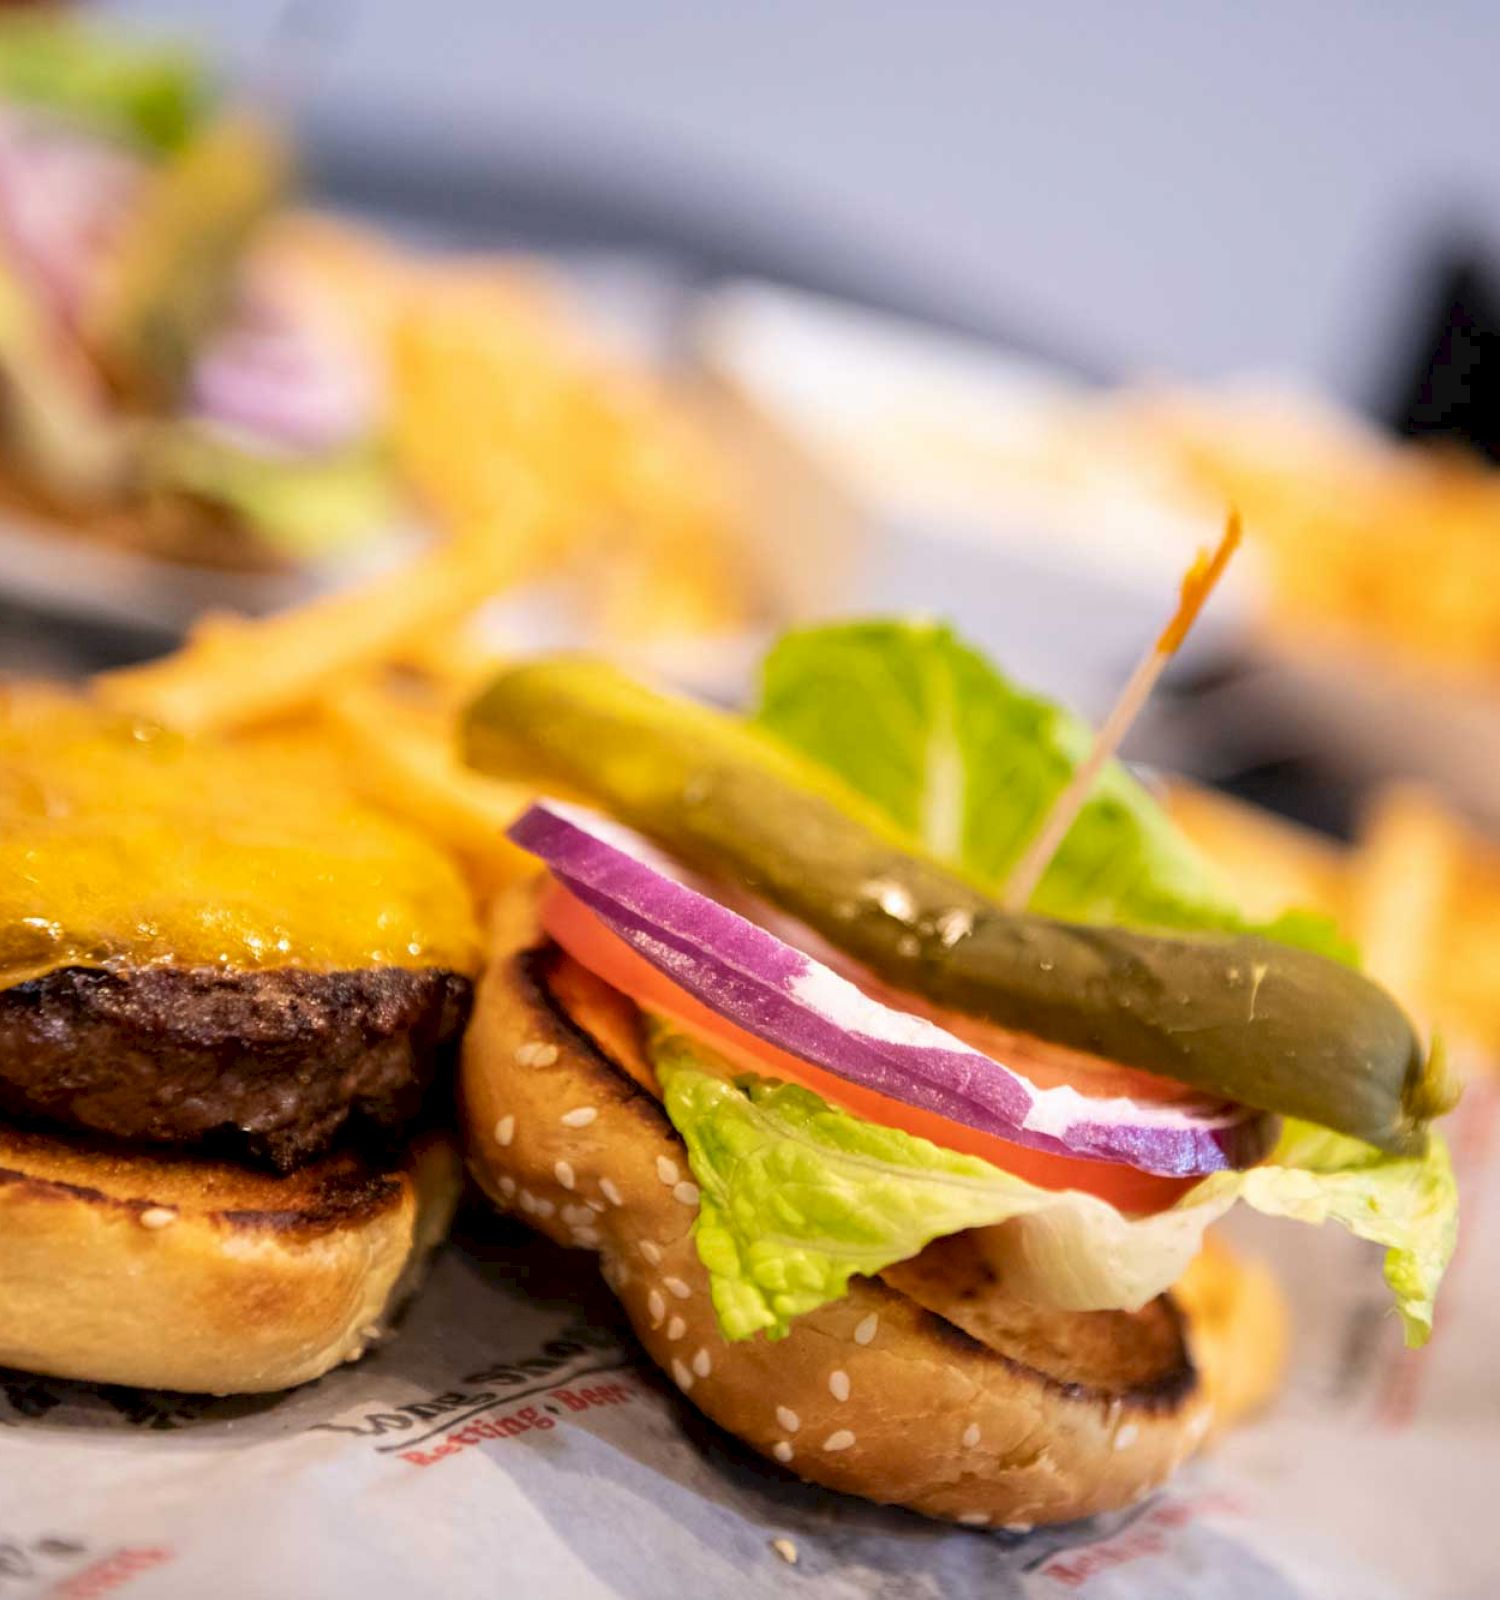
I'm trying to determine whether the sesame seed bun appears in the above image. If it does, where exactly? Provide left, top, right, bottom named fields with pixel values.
left=461, top=885, right=1276, bottom=1527
left=0, top=1122, right=460, bottom=1394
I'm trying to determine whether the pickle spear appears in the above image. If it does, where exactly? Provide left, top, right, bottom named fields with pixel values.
left=84, top=110, right=289, bottom=409
left=0, top=256, right=135, bottom=505
left=465, top=657, right=1447, bottom=1155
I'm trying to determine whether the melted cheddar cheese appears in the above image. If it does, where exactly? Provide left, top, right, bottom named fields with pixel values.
left=1, top=689, right=480, bottom=983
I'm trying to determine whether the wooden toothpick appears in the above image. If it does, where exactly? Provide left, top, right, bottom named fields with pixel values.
left=1000, top=510, right=1243, bottom=913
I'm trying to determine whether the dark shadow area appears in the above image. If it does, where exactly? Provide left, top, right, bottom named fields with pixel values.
left=0, top=1207, right=582, bottom=1438
left=0, top=1366, right=290, bottom=1435
left=0, top=597, right=172, bottom=679
left=1383, top=243, right=1500, bottom=463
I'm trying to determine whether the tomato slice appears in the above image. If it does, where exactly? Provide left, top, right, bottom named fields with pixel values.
left=538, top=878, right=1197, bottom=1213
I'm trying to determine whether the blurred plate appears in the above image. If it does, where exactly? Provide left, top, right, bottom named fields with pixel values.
left=0, top=502, right=429, bottom=636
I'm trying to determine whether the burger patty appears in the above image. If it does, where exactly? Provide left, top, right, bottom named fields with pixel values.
left=0, top=964, right=472, bottom=1172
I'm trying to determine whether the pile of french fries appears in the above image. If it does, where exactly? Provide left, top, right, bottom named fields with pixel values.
left=236, top=212, right=761, bottom=636
left=1125, top=387, right=1500, bottom=683
left=391, top=267, right=758, bottom=643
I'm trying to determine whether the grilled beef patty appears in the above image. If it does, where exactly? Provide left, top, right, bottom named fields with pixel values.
left=0, top=965, right=471, bottom=1171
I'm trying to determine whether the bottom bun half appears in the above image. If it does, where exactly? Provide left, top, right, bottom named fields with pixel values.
left=462, top=886, right=1285, bottom=1528
left=0, top=1123, right=460, bottom=1394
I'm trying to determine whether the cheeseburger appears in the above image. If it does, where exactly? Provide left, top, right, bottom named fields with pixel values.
left=0, top=19, right=394, bottom=572
left=459, top=621, right=1457, bottom=1528
left=0, top=690, right=477, bottom=1393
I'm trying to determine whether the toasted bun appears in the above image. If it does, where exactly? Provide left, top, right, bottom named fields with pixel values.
left=0, top=1123, right=460, bottom=1393
left=461, top=887, right=1266, bottom=1528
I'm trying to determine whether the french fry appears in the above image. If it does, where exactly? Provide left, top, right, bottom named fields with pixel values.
left=1173, top=1235, right=1287, bottom=1435
left=96, top=510, right=547, bottom=736
left=1351, top=786, right=1500, bottom=1059
left=1171, top=776, right=1500, bottom=1067
left=1164, top=782, right=1350, bottom=928
left=1437, top=849, right=1500, bottom=1057
left=320, top=676, right=538, bottom=893
left=394, top=625, right=512, bottom=701
left=1350, top=786, right=1457, bottom=1010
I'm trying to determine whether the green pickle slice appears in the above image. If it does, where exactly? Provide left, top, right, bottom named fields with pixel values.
left=465, top=657, right=1447, bottom=1155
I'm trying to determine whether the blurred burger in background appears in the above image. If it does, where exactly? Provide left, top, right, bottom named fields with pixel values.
left=0, top=14, right=396, bottom=571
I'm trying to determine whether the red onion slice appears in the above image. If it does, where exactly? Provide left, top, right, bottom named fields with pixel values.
left=188, top=264, right=378, bottom=456
left=509, top=800, right=1274, bottom=1176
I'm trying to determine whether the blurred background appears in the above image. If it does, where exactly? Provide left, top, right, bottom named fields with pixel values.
left=100, top=0, right=1500, bottom=398
left=3, top=1, right=1500, bottom=1057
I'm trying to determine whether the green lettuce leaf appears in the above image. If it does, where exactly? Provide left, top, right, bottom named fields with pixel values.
left=654, top=1028, right=1456, bottom=1347
left=0, top=18, right=205, bottom=153
left=1197, top=1119, right=1458, bottom=1346
left=756, top=619, right=1352, bottom=960
left=146, top=426, right=397, bottom=557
